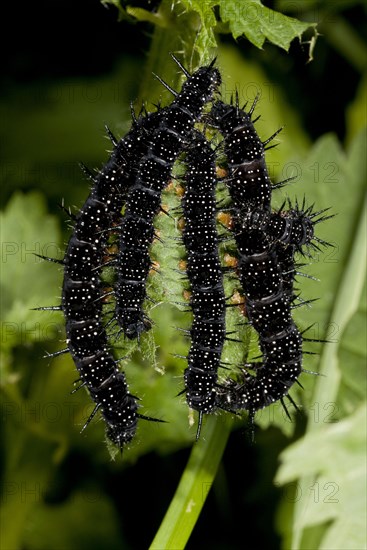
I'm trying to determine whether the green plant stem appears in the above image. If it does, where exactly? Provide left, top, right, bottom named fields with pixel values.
left=149, top=414, right=233, bottom=550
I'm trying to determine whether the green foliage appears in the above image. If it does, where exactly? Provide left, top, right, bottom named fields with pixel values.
left=104, top=0, right=316, bottom=65
left=276, top=405, right=366, bottom=550
left=219, top=0, right=315, bottom=51
left=0, top=192, right=62, bottom=380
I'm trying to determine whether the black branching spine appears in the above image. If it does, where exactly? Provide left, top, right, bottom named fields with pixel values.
left=114, top=56, right=221, bottom=340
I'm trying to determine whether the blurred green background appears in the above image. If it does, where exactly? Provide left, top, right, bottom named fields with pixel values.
left=1, top=1, right=366, bottom=549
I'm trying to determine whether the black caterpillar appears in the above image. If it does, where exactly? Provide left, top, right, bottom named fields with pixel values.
left=37, top=108, right=164, bottom=448
left=179, top=132, right=226, bottom=438
left=209, top=97, right=329, bottom=419
left=241, top=198, right=332, bottom=255
left=209, top=95, right=281, bottom=213
left=114, top=55, right=221, bottom=339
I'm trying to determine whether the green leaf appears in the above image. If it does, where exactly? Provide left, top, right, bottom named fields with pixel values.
left=179, top=0, right=218, bottom=60
left=219, top=0, right=316, bottom=52
left=0, top=192, right=62, bottom=374
left=276, top=405, right=367, bottom=550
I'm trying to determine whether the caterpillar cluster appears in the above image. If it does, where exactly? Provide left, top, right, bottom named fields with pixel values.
left=36, top=55, right=332, bottom=450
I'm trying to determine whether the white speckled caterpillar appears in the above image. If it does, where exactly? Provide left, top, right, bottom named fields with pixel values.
left=114, top=55, right=221, bottom=340
left=179, top=132, right=226, bottom=438
left=36, top=108, right=163, bottom=448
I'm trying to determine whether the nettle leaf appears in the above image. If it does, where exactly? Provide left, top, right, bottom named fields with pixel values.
left=102, top=0, right=317, bottom=68
left=179, top=0, right=218, bottom=60
left=150, top=177, right=185, bottom=308
left=276, top=404, right=367, bottom=550
left=219, top=0, right=316, bottom=52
